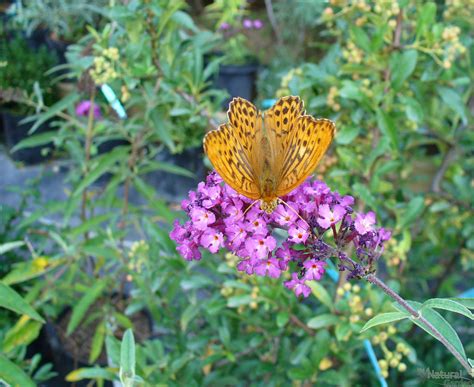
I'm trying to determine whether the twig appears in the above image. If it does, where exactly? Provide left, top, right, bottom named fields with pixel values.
left=431, top=146, right=457, bottom=193
left=290, top=314, right=315, bottom=336
left=264, top=0, right=282, bottom=46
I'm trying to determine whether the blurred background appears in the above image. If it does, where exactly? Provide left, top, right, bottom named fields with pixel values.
left=0, top=0, right=473, bottom=385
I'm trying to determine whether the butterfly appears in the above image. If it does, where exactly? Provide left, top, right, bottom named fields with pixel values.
left=203, top=96, right=335, bottom=213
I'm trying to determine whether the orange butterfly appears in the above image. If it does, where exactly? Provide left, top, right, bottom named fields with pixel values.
left=203, top=96, right=335, bottom=213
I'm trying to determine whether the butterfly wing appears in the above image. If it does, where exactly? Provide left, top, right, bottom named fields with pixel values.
left=275, top=116, right=335, bottom=196
left=203, top=98, right=262, bottom=199
left=264, top=96, right=305, bottom=155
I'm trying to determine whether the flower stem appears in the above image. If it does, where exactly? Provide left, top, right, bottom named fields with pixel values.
left=365, top=273, right=473, bottom=376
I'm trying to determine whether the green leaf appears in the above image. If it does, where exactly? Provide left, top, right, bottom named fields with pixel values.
left=145, top=160, right=194, bottom=177
left=352, top=182, right=377, bottom=209
left=350, top=26, right=371, bottom=52
left=307, top=314, right=339, bottom=329
left=66, top=367, right=116, bottom=382
left=393, top=301, right=468, bottom=363
left=308, top=282, right=334, bottom=310
left=422, top=299, right=473, bottom=320
left=376, top=109, right=399, bottom=150
left=89, top=320, right=106, bottom=364
left=120, top=329, right=136, bottom=384
left=23, top=92, right=80, bottom=134
left=416, top=2, right=436, bottom=38
left=276, top=311, right=290, bottom=328
left=0, top=354, right=36, bottom=387
left=11, top=131, right=57, bottom=153
left=336, top=125, right=360, bottom=145
left=437, top=86, right=468, bottom=124
left=68, top=214, right=111, bottom=238
left=72, top=147, right=128, bottom=197
left=398, top=196, right=425, bottom=229
left=0, top=241, right=25, bottom=255
left=335, top=322, right=352, bottom=341
left=339, top=80, right=364, bottom=101
left=390, top=50, right=418, bottom=90
left=448, top=298, right=474, bottom=309
left=227, top=295, right=253, bottom=308
left=181, top=304, right=200, bottom=331
left=2, top=317, right=42, bottom=353
left=67, top=280, right=107, bottom=335
left=0, top=282, right=45, bottom=322
left=400, top=96, right=424, bottom=122
left=360, top=312, right=410, bottom=332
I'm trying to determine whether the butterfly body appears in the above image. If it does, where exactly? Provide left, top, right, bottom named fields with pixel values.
left=204, top=96, right=335, bottom=213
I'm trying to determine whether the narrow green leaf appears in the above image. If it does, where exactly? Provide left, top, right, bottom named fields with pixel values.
left=416, top=2, right=436, bottom=38
left=89, top=320, right=106, bottom=363
left=146, top=160, right=194, bottom=177
left=67, top=280, right=107, bottom=335
left=68, top=214, right=111, bottom=238
left=120, top=329, right=136, bottom=382
left=360, top=312, right=410, bottom=332
left=0, top=241, right=25, bottom=255
left=393, top=301, right=468, bottom=363
left=73, top=147, right=128, bottom=196
left=0, top=354, right=36, bottom=387
left=181, top=304, right=200, bottom=331
left=0, top=282, right=45, bottom=322
left=2, top=317, right=42, bottom=353
left=422, top=299, right=473, bottom=320
left=376, top=109, right=399, bottom=150
left=66, top=367, right=116, bottom=382
left=308, top=282, right=334, bottom=310
left=448, top=298, right=474, bottom=310
left=307, top=314, right=340, bottom=329
left=11, top=131, right=57, bottom=152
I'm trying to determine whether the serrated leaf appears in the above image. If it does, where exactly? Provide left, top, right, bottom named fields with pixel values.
left=360, top=312, right=410, bottom=332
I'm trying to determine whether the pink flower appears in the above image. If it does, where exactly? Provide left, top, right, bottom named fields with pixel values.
left=75, top=101, right=101, bottom=118
left=242, top=19, right=253, bottom=29
left=219, top=22, right=231, bottom=30
left=284, top=273, right=311, bottom=298
left=273, top=204, right=297, bottom=227
left=177, top=241, right=201, bottom=261
left=200, top=229, right=224, bottom=253
left=253, top=19, right=264, bottom=29
left=245, top=235, right=276, bottom=259
left=254, top=258, right=281, bottom=278
left=354, top=212, right=376, bottom=235
left=190, top=208, right=216, bottom=230
left=303, top=259, right=326, bottom=281
left=288, top=222, right=310, bottom=244
left=317, top=204, right=346, bottom=229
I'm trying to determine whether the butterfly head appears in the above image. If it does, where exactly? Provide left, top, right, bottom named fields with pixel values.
left=260, top=198, right=279, bottom=214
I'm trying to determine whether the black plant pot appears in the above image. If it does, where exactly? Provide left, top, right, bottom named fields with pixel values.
left=2, top=111, right=54, bottom=164
left=215, top=62, right=259, bottom=108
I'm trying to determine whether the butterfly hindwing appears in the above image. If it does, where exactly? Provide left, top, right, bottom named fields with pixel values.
left=276, top=116, right=335, bottom=197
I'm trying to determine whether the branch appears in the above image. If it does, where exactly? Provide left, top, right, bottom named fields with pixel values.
left=264, top=0, right=282, bottom=46
left=431, top=146, right=457, bottom=193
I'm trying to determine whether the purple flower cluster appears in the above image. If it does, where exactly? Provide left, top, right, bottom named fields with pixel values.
left=219, top=19, right=264, bottom=31
left=170, top=172, right=391, bottom=297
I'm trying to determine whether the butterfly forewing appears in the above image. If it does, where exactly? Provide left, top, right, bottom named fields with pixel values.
left=276, top=116, right=335, bottom=197
left=204, top=102, right=261, bottom=199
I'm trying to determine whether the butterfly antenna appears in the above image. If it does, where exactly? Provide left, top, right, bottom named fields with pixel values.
left=229, top=200, right=259, bottom=245
left=278, top=198, right=311, bottom=230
